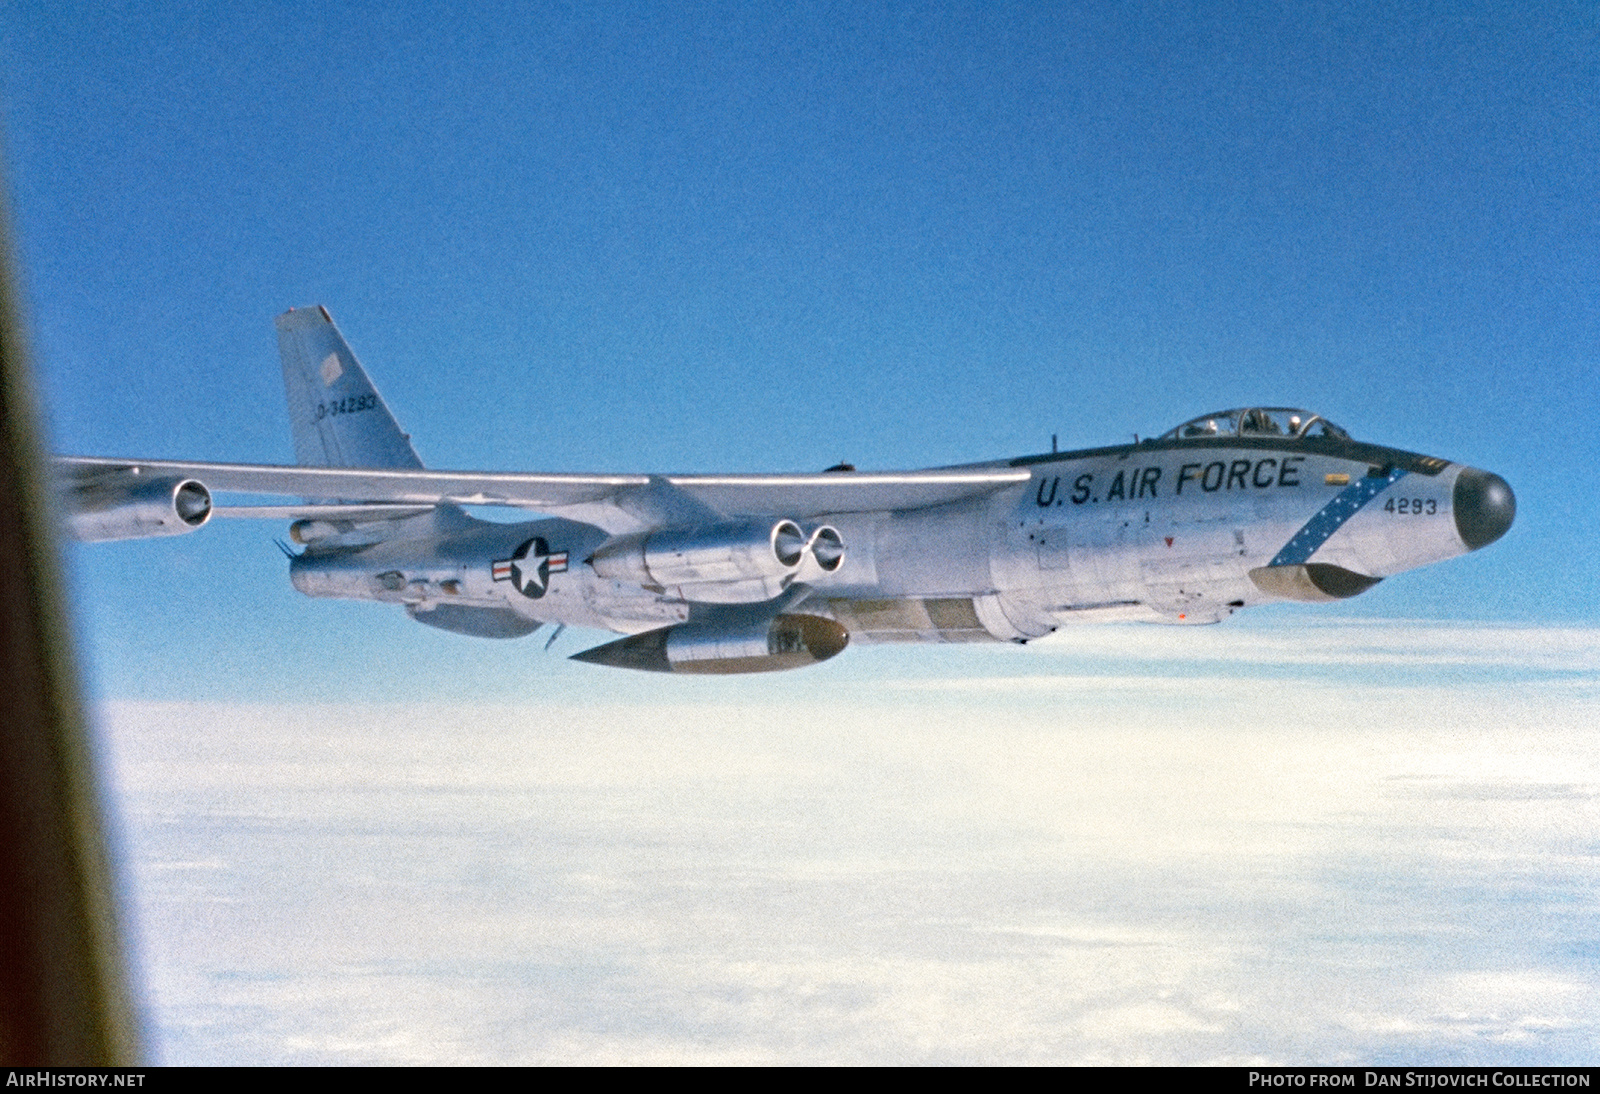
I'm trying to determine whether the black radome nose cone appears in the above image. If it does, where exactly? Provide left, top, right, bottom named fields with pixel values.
left=1453, top=468, right=1515, bottom=550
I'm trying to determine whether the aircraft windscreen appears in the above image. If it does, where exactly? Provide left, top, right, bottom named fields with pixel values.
left=1160, top=408, right=1349, bottom=441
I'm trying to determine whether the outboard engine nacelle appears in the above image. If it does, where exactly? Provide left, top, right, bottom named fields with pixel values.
left=64, top=477, right=212, bottom=542
left=571, top=613, right=849, bottom=674
left=588, top=519, right=843, bottom=602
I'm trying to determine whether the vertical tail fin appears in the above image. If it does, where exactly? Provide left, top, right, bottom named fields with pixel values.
left=275, top=306, right=424, bottom=469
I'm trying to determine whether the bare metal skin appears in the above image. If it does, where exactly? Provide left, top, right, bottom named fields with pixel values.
left=56, top=308, right=1513, bottom=673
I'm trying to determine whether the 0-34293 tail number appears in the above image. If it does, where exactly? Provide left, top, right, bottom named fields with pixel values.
left=314, top=393, right=378, bottom=421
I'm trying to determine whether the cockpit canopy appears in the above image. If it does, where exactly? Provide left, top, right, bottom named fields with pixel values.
left=1159, top=407, right=1350, bottom=442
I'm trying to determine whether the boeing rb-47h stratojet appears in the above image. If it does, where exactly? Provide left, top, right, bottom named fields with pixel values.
left=57, top=306, right=1516, bottom=674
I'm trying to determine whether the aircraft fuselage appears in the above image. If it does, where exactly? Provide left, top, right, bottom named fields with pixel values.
left=288, top=428, right=1511, bottom=648
left=61, top=308, right=1515, bottom=673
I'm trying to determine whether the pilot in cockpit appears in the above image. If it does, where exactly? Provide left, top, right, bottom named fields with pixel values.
left=1240, top=409, right=1281, bottom=435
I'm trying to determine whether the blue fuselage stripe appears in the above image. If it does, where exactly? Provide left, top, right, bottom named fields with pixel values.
left=1269, top=468, right=1407, bottom=567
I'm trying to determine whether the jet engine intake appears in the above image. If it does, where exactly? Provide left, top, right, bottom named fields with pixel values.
left=588, top=519, right=843, bottom=599
left=64, top=477, right=212, bottom=542
left=807, top=525, right=845, bottom=572
left=570, top=613, right=849, bottom=674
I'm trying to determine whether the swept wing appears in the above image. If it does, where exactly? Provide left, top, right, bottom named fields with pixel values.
left=54, top=455, right=1029, bottom=531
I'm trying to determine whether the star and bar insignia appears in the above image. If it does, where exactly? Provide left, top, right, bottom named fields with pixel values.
left=492, top=536, right=568, bottom=599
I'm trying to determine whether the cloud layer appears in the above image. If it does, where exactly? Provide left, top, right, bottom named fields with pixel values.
left=100, top=622, right=1600, bottom=1064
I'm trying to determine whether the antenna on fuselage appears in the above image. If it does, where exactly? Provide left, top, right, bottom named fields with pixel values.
left=1052, top=433, right=1058, bottom=454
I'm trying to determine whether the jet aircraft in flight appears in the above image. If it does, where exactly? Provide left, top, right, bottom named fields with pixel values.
left=56, top=306, right=1515, bottom=673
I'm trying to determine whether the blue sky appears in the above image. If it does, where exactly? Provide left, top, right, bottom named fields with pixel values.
left=4, top=2, right=1598, bottom=1064
left=5, top=2, right=1594, bottom=685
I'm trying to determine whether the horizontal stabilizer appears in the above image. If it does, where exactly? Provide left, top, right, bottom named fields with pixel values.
left=212, top=504, right=434, bottom=521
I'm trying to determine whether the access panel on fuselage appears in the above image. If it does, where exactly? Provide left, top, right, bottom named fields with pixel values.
left=1013, top=445, right=1327, bottom=621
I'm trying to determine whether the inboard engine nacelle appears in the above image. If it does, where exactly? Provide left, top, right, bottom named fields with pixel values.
left=64, top=476, right=212, bottom=542
left=588, top=519, right=844, bottom=602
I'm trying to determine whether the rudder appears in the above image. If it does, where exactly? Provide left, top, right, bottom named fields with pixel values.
left=276, top=305, right=424, bottom=469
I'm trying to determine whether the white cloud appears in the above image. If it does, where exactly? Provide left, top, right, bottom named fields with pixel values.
left=97, top=621, right=1600, bottom=1064
left=1019, top=619, right=1600, bottom=674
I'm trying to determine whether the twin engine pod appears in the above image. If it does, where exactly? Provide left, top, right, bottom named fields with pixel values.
left=587, top=519, right=844, bottom=602
left=571, top=613, right=849, bottom=674
left=64, top=476, right=212, bottom=542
